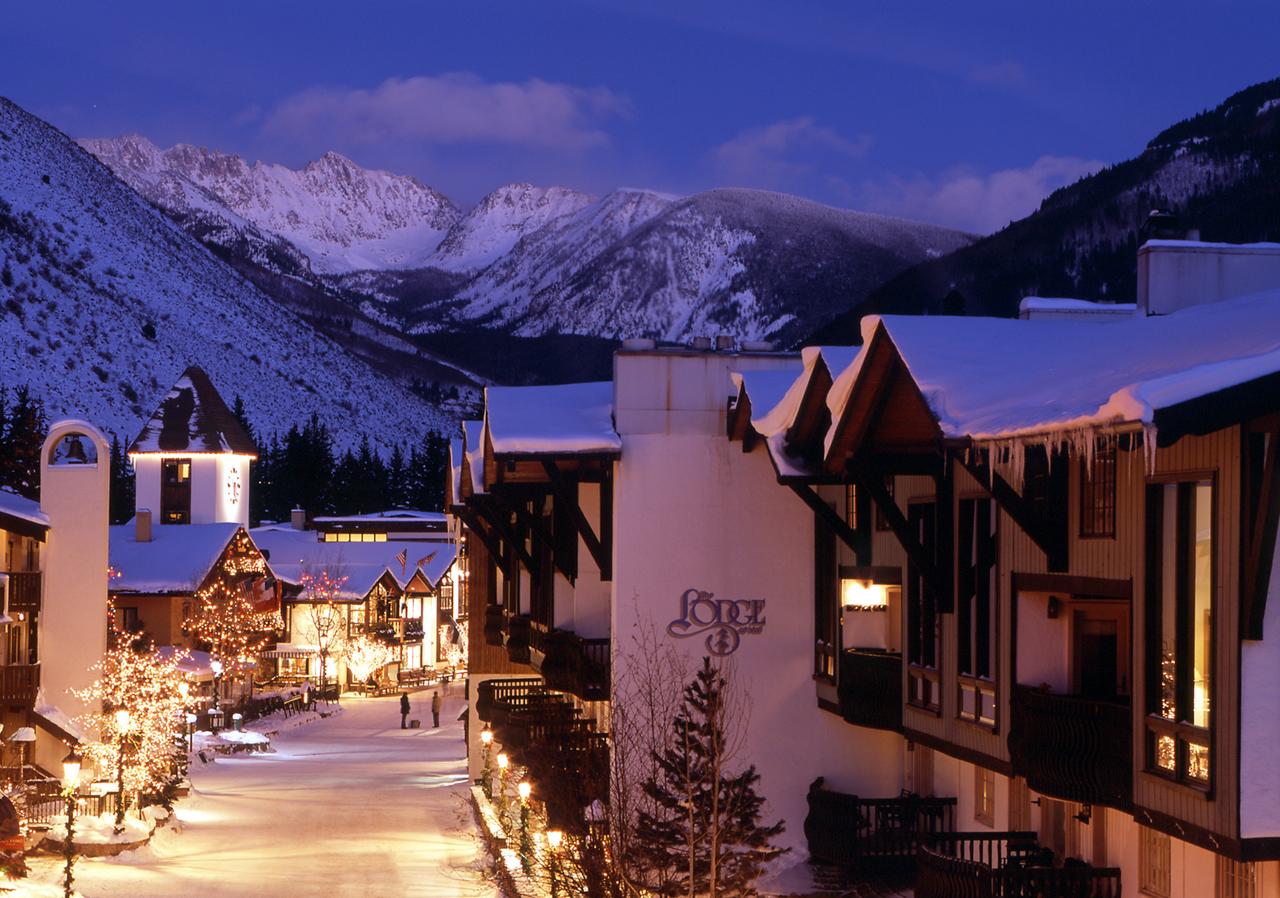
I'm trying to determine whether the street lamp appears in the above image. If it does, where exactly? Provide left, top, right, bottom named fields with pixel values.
left=185, top=713, right=197, bottom=754
left=210, top=658, right=224, bottom=707
left=496, top=752, right=509, bottom=801
left=114, top=709, right=131, bottom=833
left=517, top=780, right=533, bottom=871
left=546, top=829, right=563, bottom=898
left=61, top=748, right=81, bottom=898
left=479, top=727, right=493, bottom=792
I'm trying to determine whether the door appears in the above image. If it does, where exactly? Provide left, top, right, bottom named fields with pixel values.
left=1071, top=602, right=1129, bottom=698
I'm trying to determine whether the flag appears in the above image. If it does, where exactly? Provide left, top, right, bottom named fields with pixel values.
left=414, top=551, right=437, bottom=572
left=395, top=548, right=407, bottom=575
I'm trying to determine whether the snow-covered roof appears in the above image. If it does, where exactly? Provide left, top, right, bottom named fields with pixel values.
left=448, top=437, right=464, bottom=507
left=156, top=645, right=216, bottom=678
left=834, top=286, right=1280, bottom=445
left=250, top=526, right=457, bottom=600
left=0, top=488, right=49, bottom=532
left=483, top=381, right=621, bottom=456
left=34, top=702, right=86, bottom=744
left=1018, top=296, right=1137, bottom=315
left=109, top=522, right=243, bottom=593
left=313, top=510, right=445, bottom=523
left=463, top=420, right=485, bottom=495
left=128, top=366, right=258, bottom=456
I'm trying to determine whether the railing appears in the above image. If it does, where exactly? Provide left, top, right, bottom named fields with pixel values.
left=404, top=620, right=424, bottom=642
left=804, top=778, right=955, bottom=872
left=541, top=631, right=612, bottom=702
left=837, top=649, right=902, bottom=731
left=1008, top=685, right=1131, bottom=809
left=815, top=638, right=837, bottom=680
left=476, top=677, right=548, bottom=724
left=483, top=605, right=506, bottom=646
left=0, top=664, right=39, bottom=705
left=3, top=571, right=40, bottom=614
left=918, top=833, right=1121, bottom=898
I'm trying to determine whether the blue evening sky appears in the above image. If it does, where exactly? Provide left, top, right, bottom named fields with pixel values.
left=5, top=1, right=1277, bottom=232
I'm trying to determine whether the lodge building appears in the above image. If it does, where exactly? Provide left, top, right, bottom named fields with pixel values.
left=455, top=238, right=1280, bottom=897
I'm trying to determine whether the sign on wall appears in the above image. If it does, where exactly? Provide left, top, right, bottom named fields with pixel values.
left=666, top=588, right=766, bottom=656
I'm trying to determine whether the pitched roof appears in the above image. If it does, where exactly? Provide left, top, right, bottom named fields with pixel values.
left=109, top=522, right=244, bottom=593
left=483, top=382, right=621, bottom=456
left=0, top=488, right=49, bottom=538
left=128, top=366, right=258, bottom=455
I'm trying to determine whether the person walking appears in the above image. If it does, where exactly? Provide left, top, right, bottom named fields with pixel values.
left=431, top=690, right=442, bottom=728
left=400, top=691, right=411, bottom=729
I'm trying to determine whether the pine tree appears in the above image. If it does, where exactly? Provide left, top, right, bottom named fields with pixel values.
left=0, top=388, right=46, bottom=500
left=635, top=657, right=786, bottom=897
left=108, top=436, right=136, bottom=524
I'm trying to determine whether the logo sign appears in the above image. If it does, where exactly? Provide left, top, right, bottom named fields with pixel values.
left=666, top=588, right=766, bottom=656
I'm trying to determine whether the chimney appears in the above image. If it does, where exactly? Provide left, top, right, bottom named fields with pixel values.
left=291, top=508, right=307, bottom=531
left=1138, top=240, right=1280, bottom=316
left=135, top=508, right=152, bottom=543
left=690, top=336, right=712, bottom=351
left=714, top=335, right=735, bottom=352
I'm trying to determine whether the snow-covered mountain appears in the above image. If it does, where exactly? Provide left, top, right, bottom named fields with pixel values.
left=428, top=183, right=594, bottom=273
left=80, top=135, right=459, bottom=274
left=0, top=98, right=458, bottom=450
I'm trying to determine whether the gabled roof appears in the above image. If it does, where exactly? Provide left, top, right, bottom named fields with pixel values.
left=109, top=522, right=247, bottom=594
left=129, top=366, right=258, bottom=456
left=462, top=420, right=485, bottom=497
left=0, top=488, right=49, bottom=540
left=483, top=382, right=621, bottom=456
left=447, top=436, right=464, bottom=508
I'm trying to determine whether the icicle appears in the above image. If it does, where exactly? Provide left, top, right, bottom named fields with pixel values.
left=1143, top=423, right=1159, bottom=474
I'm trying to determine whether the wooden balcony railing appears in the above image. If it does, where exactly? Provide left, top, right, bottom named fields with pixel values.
left=837, top=649, right=903, bottom=732
left=3, top=571, right=40, bottom=614
left=541, top=630, right=612, bottom=702
left=804, top=777, right=955, bottom=872
left=1008, top=685, right=1131, bottom=810
left=918, top=832, right=1121, bottom=898
left=475, top=677, right=547, bottom=725
left=0, top=664, right=39, bottom=706
left=505, top=614, right=532, bottom=664
left=483, top=605, right=506, bottom=646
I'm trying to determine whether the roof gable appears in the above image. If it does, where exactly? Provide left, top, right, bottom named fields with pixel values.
left=129, top=367, right=257, bottom=456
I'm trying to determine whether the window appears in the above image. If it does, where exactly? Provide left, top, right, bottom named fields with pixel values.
left=161, top=458, right=192, bottom=524
left=1217, top=856, right=1257, bottom=898
left=1145, top=479, right=1214, bottom=785
left=845, top=483, right=859, bottom=531
left=1008, top=776, right=1031, bottom=832
left=1081, top=442, right=1118, bottom=538
left=814, top=509, right=838, bottom=680
left=875, top=476, right=895, bottom=531
left=958, top=498, right=997, bottom=727
left=117, top=606, right=141, bottom=633
left=906, top=501, right=940, bottom=711
left=974, top=766, right=995, bottom=827
left=1139, top=826, right=1171, bottom=898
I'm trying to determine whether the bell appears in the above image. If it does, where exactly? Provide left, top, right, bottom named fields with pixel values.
left=64, top=435, right=88, bottom=464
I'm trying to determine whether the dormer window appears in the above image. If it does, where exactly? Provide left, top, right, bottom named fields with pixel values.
left=162, top=458, right=192, bottom=524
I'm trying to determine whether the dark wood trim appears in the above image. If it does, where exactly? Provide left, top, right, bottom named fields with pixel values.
left=956, top=451, right=1068, bottom=572
left=837, top=565, right=903, bottom=586
left=1241, top=415, right=1280, bottom=639
left=1009, top=572, right=1132, bottom=601
left=599, top=464, right=613, bottom=582
left=500, top=488, right=576, bottom=583
left=817, top=696, right=841, bottom=716
left=472, top=495, right=535, bottom=571
left=783, top=359, right=834, bottom=468
left=0, top=512, right=47, bottom=542
left=1152, top=369, right=1280, bottom=447
left=456, top=509, right=509, bottom=578
left=541, top=460, right=610, bottom=581
left=789, top=483, right=868, bottom=563
left=902, top=727, right=1013, bottom=777
left=1130, top=803, right=1244, bottom=860
left=935, top=457, right=954, bottom=613
left=857, top=470, right=944, bottom=599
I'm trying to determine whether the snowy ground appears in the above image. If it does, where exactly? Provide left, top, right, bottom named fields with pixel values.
left=27, top=691, right=497, bottom=898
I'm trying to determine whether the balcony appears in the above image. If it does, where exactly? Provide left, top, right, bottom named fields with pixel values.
left=0, top=664, right=39, bottom=706
left=804, top=778, right=955, bottom=873
left=917, top=831, right=1121, bottom=898
left=403, top=619, right=424, bottom=642
left=837, top=649, right=902, bottom=732
left=505, top=614, right=532, bottom=664
left=483, top=605, right=505, bottom=646
left=540, top=630, right=611, bottom=702
left=3, top=572, right=40, bottom=614
left=1008, top=685, right=1131, bottom=810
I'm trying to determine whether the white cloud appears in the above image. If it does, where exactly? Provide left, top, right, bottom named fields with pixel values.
left=261, top=74, right=628, bottom=151
left=860, top=155, right=1104, bottom=234
left=713, top=117, right=871, bottom=192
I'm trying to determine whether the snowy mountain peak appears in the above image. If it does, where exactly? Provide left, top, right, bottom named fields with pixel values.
left=428, top=182, right=595, bottom=272
left=81, top=136, right=461, bottom=273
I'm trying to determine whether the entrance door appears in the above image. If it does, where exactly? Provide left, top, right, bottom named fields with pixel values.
left=1071, top=602, right=1129, bottom=698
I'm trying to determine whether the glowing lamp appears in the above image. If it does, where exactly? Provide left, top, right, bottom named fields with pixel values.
left=210, top=659, right=224, bottom=676
left=61, top=749, right=82, bottom=789
left=546, top=829, right=563, bottom=850
left=497, top=753, right=509, bottom=771
left=115, top=709, right=132, bottom=735
left=517, top=781, right=532, bottom=802
left=179, top=681, right=190, bottom=699
left=185, top=713, right=197, bottom=724
left=480, top=728, right=493, bottom=746
left=841, top=577, right=888, bottom=610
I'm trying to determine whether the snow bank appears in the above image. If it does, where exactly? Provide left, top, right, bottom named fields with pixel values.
left=47, top=811, right=151, bottom=845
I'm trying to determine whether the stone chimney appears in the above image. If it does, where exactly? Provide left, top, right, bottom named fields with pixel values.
left=291, top=508, right=307, bottom=531
left=135, top=508, right=152, bottom=543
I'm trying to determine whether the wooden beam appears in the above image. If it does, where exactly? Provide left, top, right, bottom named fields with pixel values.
left=456, top=508, right=509, bottom=578
left=542, top=460, right=609, bottom=581
left=599, top=464, right=614, bottom=581
left=955, top=451, right=1068, bottom=572
left=1242, top=417, right=1280, bottom=639
left=934, top=457, right=954, bottom=612
left=472, top=495, right=535, bottom=571
left=788, top=483, right=868, bottom=564
left=855, top=470, right=945, bottom=599
left=500, top=488, right=577, bottom=584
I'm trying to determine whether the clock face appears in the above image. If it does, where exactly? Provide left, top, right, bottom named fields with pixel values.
left=226, top=466, right=242, bottom=506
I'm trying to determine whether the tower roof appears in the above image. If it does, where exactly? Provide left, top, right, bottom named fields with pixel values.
left=128, top=367, right=257, bottom=456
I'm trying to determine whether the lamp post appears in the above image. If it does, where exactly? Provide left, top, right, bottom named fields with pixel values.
left=61, top=748, right=81, bottom=898
left=114, top=709, right=131, bottom=833
left=496, top=752, right=509, bottom=801
left=546, top=829, right=563, bottom=898
left=210, top=658, right=224, bottom=708
left=479, top=727, right=493, bottom=792
left=517, top=780, right=533, bottom=872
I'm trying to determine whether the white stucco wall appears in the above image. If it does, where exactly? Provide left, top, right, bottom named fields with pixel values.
left=610, top=352, right=903, bottom=857
left=132, top=454, right=252, bottom=526
left=1239, top=537, right=1280, bottom=837
left=1015, top=591, right=1071, bottom=692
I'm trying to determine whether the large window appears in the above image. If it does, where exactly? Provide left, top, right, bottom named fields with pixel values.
left=161, top=458, right=192, bottom=524
left=1145, top=479, right=1214, bottom=786
left=1217, top=856, right=1258, bottom=898
left=973, top=766, right=995, bottom=827
left=1081, top=442, right=1118, bottom=538
left=907, top=501, right=940, bottom=711
left=958, top=497, right=997, bottom=727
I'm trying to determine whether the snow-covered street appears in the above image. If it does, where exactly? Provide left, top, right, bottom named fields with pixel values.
left=31, top=691, right=497, bottom=898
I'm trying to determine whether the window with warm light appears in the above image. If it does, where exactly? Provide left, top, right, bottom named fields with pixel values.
left=974, top=766, right=995, bottom=827
left=1145, top=478, right=1213, bottom=786
left=840, top=577, right=887, bottom=610
left=161, top=457, right=192, bottom=524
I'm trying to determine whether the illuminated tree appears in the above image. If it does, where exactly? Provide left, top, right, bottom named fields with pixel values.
left=74, top=636, right=190, bottom=813
left=343, top=633, right=395, bottom=687
left=298, top=568, right=350, bottom=699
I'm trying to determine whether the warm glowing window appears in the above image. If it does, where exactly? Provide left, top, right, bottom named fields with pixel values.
left=1146, top=479, right=1213, bottom=786
left=974, top=766, right=995, bottom=827
left=844, top=483, right=858, bottom=530
left=161, top=457, right=192, bottom=525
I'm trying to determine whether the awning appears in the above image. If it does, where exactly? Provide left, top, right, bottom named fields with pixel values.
left=262, top=643, right=318, bottom=659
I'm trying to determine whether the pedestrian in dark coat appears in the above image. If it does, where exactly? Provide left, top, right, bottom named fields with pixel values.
left=431, top=690, right=442, bottom=728
left=400, top=692, right=411, bottom=729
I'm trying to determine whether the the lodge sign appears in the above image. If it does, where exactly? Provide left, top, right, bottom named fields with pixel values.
left=666, top=588, right=766, bottom=656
